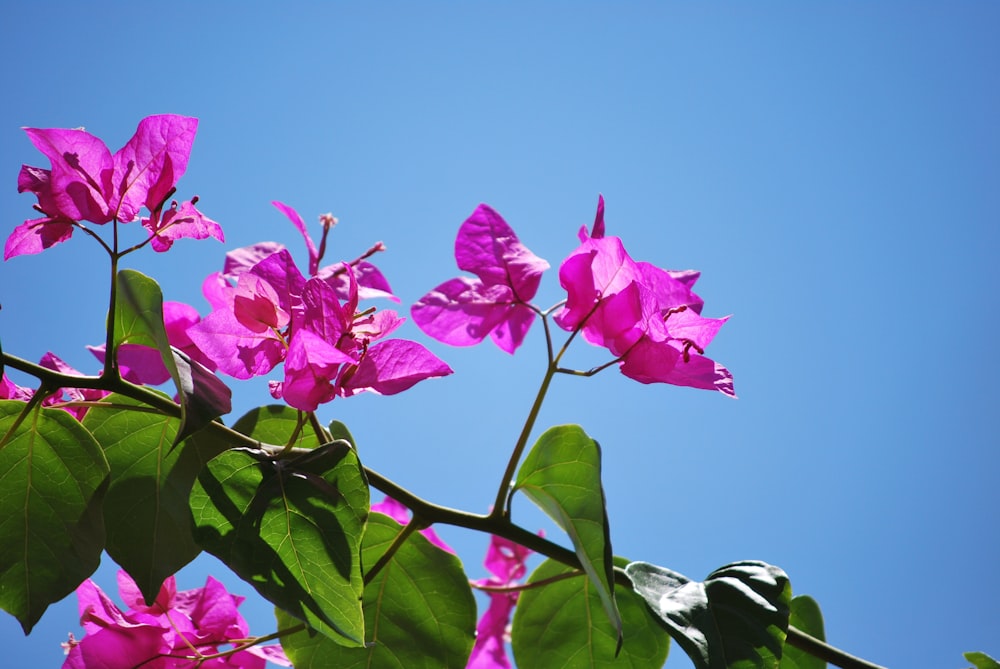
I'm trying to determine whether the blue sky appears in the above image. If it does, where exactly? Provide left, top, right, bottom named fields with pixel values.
left=1, top=3, right=998, bottom=667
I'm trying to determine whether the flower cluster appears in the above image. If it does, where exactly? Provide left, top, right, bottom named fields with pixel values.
left=187, top=202, right=452, bottom=411
left=414, top=196, right=735, bottom=396
left=62, top=571, right=288, bottom=669
left=7, top=114, right=221, bottom=259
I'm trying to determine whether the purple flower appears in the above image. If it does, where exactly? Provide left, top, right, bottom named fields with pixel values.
left=188, top=209, right=452, bottom=411
left=7, top=115, right=222, bottom=259
left=62, top=571, right=289, bottom=669
left=412, top=205, right=549, bottom=354
left=467, top=535, right=534, bottom=669
left=555, top=196, right=735, bottom=397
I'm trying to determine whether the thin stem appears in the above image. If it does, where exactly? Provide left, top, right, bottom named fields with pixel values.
left=363, top=520, right=418, bottom=585
left=785, top=626, right=888, bottom=669
left=471, top=569, right=583, bottom=593
left=103, top=220, right=121, bottom=381
left=489, top=363, right=556, bottom=519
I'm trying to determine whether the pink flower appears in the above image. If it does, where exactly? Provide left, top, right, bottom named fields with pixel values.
left=370, top=495, right=454, bottom=553
left=274, top=273, right=452, bottom=411
left=555, top=196, right=735, bottom=397
left=7, top=115, right=222, bottom=259
left=467, top=535, right=534, bottom=669
left=189, top=212, right=452, bottom=411
left=62, top=571, right=289, bottom=669
left=412, top=205, right=549, bottom=354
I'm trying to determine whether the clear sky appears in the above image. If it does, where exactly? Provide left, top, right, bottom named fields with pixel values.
left=1, top=3, right=997, bottom=668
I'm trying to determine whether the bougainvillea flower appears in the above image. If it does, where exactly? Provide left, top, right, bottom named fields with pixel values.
left=142, top=197, right=223, bottom=253
left=412, top=204, right=549, bottom=354
left=555, top=196, right=734, bottom=397
left=275, top=275, right=452, bottom=411
left=371, top=495, right=454, bottom=553
left=62, top=571, right=289, bottom=669
left=467, top=535, right=535, bottom=669
left=271, top=201, right=398, bottom=302
left=7, top=114, right=220, bottom=259
left=188, top=249, right=305, bottom=380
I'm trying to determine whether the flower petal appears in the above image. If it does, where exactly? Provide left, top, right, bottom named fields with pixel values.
left=341, top=339, right=452, bottom=396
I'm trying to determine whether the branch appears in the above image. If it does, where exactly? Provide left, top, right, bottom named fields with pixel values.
left=1, top=350, right=887, bottom=669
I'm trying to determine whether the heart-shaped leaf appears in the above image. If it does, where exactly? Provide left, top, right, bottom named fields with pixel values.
left=625, top=560, right=791, bottom=669
left=512, top=557, right=671, bottom=668
left=513, top=424, right=622, bottom=648
left=276, top=512, right=476, bottom=668
left=0, top=401, right=109, bottom=633
left=82, top=393, right=230, bottom=603
left=190, top=439, right=368, bottom=646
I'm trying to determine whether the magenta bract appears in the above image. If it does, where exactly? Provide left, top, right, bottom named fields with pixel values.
left=412, top=205, right=549, bottom=354
left=7, top=114, right=221, bottom=259
left=556, top=196, right=735, bottom=397
left=62, top=571, right=289, bottom=669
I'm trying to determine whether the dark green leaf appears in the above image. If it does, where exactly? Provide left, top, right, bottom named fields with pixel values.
left=82, top=393, right=230, bottom=603
left=115, top=269, right=231, bottom=442
left=965, top=651, right=1000, bottom=669
left=276, top=512, right=476, bottom=668
left=513, top=424, right=621, bottom=647
left=512, top=557, right=670, bottom=668
left=780, top=596, right=825, bottom=669
left=0, top=401, right=109, bottom=633
left=190, top=441, right=368, bottom=646
left=625, top=560, right=791, bottom=669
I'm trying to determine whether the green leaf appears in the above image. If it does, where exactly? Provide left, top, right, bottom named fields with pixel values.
left=115, top=269, right=231, bottom=442
left=0, top=401, right=109, bottom=633
left=780, top=596, right=825, bottom=669
left=328, top=420, right=356, bottom=448
left=233, top=405, right=324, bottom=451
left=512, top=557, right=670, bottom=668
left=276, top=512, right=476, bottom=668
left=965, top=651, right=1000, bottom=669
left=82, top=393, right=230, bottom=603
left=625, top=560, right=791, bottom=669
left=513, top=424, right=622, bottom=647
left=190, top=441, right=368, bottom=646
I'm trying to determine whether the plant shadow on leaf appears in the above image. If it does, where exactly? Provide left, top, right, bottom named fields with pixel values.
left=191, top=442, right=365, bottom=645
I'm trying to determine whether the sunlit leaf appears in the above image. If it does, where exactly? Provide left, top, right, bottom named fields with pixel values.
left=512, top=557, right=670, bottom=668
left=231, top=404, right=324, bottom=452
left=965, top=651, right=1000, bottom=669
left=115, top=269, right=231, bottom=442
left=780, top=596, right=826, bottom=669
left=0, top=401, right=109, bottom=633
left=190, top=439, right=368, bottom=646
left=277, top=512, right=476, bottom=668
left=82, top=393, right=230, bottom=603
left=513, top=424, right=622, bottom=647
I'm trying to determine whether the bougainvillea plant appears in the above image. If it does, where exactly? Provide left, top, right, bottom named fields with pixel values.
left=3, top=114, right=955, bottom=669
